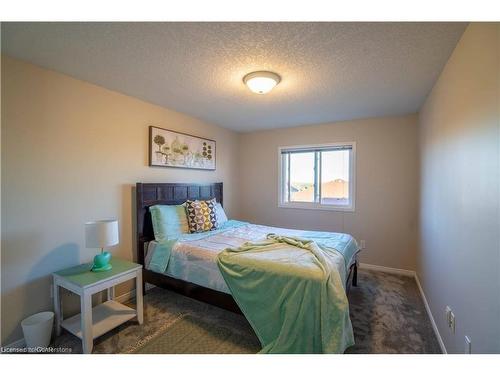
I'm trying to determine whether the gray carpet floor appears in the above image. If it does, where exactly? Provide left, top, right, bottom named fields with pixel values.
left=53, top=269, right=441, bottom=354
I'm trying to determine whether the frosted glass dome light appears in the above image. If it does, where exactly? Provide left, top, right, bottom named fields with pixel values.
left=243, top=71, right=281, bottom=94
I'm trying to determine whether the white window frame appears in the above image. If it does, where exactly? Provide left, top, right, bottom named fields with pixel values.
left=278, top=142, right=356, bottom=212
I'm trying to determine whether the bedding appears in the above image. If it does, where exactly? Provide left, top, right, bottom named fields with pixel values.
left=145, top=220, right=359, bottom=353
left=146, top=220, right=247, bottom=293
left=145, top=220, right=359, bottom=294
left=218, top=234, right=354, bottom=353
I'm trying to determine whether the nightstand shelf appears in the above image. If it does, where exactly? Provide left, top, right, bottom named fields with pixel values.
left=61, top=300, right=136, bottom=340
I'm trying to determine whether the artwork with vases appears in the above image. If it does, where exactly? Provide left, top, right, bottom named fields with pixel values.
left=149, top=126, right=216, bottom=170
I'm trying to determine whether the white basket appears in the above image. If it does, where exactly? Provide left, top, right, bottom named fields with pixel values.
left=21, top=311, right=54, bottom=348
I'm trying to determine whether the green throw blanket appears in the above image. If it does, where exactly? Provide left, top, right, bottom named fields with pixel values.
left=216, top=234, right=354, bottom=354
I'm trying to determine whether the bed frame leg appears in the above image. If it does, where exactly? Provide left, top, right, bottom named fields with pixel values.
left=352, top=262, right=358, bottom=287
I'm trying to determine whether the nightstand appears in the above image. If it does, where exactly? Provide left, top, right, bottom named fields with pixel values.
left=52, top=258, right=143, bottom=354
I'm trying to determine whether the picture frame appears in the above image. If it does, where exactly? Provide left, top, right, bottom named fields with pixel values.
left=149, top=126, right=216, bottom=170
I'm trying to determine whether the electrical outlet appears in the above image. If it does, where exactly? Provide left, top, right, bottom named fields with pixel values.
left=445, top=306, right=452, bottom=326
left=450, top=311, right=456, bottom=333
left=465, top=336, right=471, bottom=354
left=359, top=240, right=366, bottom=249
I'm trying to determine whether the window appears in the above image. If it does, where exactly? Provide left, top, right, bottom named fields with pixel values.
left=279, top=142, right=356, bottom=211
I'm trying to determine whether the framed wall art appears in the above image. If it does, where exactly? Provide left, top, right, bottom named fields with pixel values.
left=149, top=126, right=216, bottom=170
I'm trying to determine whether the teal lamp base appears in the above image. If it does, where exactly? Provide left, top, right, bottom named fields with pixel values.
left=92, top=251, right=112, bottom=272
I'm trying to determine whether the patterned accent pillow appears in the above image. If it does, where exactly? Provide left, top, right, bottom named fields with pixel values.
left=185, top=198, right=218, bottom=233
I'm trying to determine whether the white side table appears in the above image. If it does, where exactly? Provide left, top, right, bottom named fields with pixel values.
left=52, top=258, right=143, bottom=354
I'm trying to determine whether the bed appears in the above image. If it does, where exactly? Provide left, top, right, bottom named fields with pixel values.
left=136, top=182, right=360, bottom=352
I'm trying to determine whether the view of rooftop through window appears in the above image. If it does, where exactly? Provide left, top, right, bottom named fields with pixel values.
left=287, top=149, right=350, bottom=205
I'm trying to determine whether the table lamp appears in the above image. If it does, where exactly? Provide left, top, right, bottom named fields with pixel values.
left=85, top=219, right=119, bottom=272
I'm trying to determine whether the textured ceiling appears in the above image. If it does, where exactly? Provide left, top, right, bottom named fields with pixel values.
left=1, top=22, right=467, bottom=132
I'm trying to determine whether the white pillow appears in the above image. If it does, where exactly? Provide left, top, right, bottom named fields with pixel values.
left=215, top=203, right=228, bottom=225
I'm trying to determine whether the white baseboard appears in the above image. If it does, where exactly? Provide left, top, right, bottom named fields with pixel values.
left=114, top=283, right=155, bottom=304
left=414, top=274, right=447, bottom=354
left=359, top=262, right=416, bottom=277
left=114, top=288, right=137, bottom=304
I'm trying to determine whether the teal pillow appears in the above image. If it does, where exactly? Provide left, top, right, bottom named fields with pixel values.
left=149, top=204, right=189, bottom=241
left=215, top=203, right=228, bottom=225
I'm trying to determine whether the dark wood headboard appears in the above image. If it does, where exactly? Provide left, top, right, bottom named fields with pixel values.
left=135, top=182, right=223, bottom=267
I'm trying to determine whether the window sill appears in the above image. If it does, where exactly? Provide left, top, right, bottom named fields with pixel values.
left=278, top=202, right=355, bottom=212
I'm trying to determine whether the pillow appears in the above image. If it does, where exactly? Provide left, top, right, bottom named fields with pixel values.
left=215, top=202, right=228, bottom=225
left=185, top=198, right=218, bottom=233
left=149, top=204, right=189, bottom=241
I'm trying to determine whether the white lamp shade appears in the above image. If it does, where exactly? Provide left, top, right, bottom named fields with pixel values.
left=85, top=219, right=119, bottom=249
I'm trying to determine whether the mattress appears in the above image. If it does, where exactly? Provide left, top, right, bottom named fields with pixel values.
left=145, top=220, right=359, bottom=294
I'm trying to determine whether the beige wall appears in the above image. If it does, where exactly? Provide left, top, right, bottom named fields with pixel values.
left=418, top=23, right=500, bottom=353
left=0, top=56, right=240, bottom=345
left=237, top=114, right=419, bottom=270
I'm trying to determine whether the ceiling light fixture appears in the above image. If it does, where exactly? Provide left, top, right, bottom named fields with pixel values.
left=243, top=71, right=281, bottom=95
